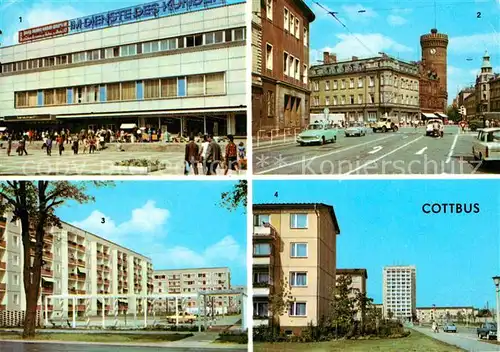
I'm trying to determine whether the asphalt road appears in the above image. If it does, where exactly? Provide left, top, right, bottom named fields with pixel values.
left=253, top=126, right=500, bottom=175
left=413, top=326, right=500, bottom=351
left=0, top=341, right=243, bottom=352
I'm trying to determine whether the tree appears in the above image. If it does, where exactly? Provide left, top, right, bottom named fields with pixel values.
left=355, top=291, right=373, bottom=334
left=0, top=181, right=112, bottom=338
left=456, top=311, right=464, bottom=324
left=268, top=277, right=293, bottom=329
left=387, top=309, right=394, bottom=320
left=220, top=180, right=247, bottom=212
left=330, top=275, right=357, bottom=337
left=446, top=105, right=461, bottom=122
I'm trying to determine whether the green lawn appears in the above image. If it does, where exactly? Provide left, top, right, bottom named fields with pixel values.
left=0, top=332, right=192, bottom=343
left=254, top=330, right=465, bottom=352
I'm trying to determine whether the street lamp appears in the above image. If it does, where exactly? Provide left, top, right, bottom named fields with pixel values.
left=493, top=276, right=500, bottom=342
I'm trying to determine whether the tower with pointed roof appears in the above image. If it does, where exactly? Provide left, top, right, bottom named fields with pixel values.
left=475, top=50, right=496, bottom=119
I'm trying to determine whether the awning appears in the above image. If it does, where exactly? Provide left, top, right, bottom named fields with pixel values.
left=435, top=113, right=448, bottom=119
left=77, top=268, right=86, bottom=275
left=118, top=299, right=128, bottom=303
left=120, top=123, right=137, bottom=129
left=0, top=127, right=7, bottom=132
left=42, top=277, right=55, bottom=283
left=422, top=113, right=438, bottom=118
left=55, top=107, right=246, bottom=119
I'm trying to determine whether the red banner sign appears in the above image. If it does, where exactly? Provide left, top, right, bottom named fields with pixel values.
left=18, top=21, right=69, bottom=43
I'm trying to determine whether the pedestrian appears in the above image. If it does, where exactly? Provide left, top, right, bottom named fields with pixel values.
left=184, top=135, right=199, bottom=175
left=199, top=135, right=209, bottom=175
left=238, top=142, right=246, bottom=169
left=72, top=136, right=79, bottom=155
left=46, top=136, right=52, bottom=156
left=224, top=134, right=238, bottom=175
left=82, top=138, right=88, bottom=154
left=89, top=137, right=96, bottom=154
left=439, top=123, right=444, bottom=138
left=57, top=136, right=64, bottom=156
left=19, top=137, right=28, bottom=155
left=205, top=135, right=221, bottom=176
left=485, top=119, right=490, bottom=128
left=7, top=137, right=12, bottom=156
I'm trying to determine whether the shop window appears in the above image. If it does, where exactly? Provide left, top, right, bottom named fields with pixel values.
left=205, top=73, right=225, bottom=95
left=15, top=92, right=28, bottom=107
left=144, top=79, right=160, bottom=99
left=55, top=88, right=66, bottom=105
left=187, top=75, right=204, bottom=96
left=160, top=78, right=177, bottom=97
left=107, top=83, right=121, bottom=101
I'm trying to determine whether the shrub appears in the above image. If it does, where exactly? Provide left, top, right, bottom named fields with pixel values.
left=114, top=159, right=165, bottom=167
left=217, top=331, right=248, bottom=344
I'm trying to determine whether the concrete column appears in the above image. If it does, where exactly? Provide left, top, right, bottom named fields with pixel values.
left=227, top=113, right=236, bottom=135
left=175, top=296, right=179, bottom=326
left=102, top=298, right=105, bottom=329
left=143, top=298, right=147, bottom=328
left=180, top=118, right=184, bottom=137
left=72, top=297, right=76, bottom=328
left=44, top=296, right=49, bottom=325
left=241, top=293, right=247, bottom=330
left=203, top=116, right=207, bottom=134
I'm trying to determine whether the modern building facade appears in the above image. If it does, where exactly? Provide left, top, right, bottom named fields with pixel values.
left=336, top=268, right=367, bottom=321
left=0, top=1, right=247, bottom=137
left=418, top=28, right=448, bottom=114
left=309, top=53, right=420, bottom=124
left=252, top=0, right=315, bottom=137
left=0, top=212, right=153, bottom=325
left=416, top=306, right=476, bottom=324
left=252, top=203, right=340, bottom=335
left=382, top=265, right=416, bottom=321
left=152, top=267, right=231, bottom=314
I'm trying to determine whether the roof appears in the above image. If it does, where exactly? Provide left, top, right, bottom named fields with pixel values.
left=154, top=267, right=230, bottom=274
left=417, top=306, right=475, bottom=310
left=337, top=268, right=368, bottom=279
left=290, top=0, right=315, bottom=22
left=478, top=127, right=500, bottom=133
left=254, top=203, right=340, bottom=235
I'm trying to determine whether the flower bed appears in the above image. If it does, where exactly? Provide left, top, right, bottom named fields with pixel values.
left=111, top=159, right=166, bottom=174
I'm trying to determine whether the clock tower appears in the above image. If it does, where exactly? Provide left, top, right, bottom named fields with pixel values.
left=420, top=28, right=448, bottom=97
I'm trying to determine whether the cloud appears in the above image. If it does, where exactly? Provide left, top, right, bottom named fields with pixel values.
left=448, top=33, right=500, bottom=54
left=387, top=15, right=407, bottom=26
left=311, top=33, right=413, bottom=62
left=5, top=2, right=83, bottom=45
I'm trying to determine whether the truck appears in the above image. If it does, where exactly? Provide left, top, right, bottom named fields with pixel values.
left=477, top=322, right=497, bottom=340
left=370, top=115, right=399, bottom=133
left=166, top=312, right=197, bottom=324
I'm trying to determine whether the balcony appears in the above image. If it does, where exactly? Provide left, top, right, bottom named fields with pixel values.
left=0, top=262, right=6, bottom=270
left=43, top=251, right=53, bottom=261
left=253, top=257, right=271, bottom=266
left=76, top=259, right=86, bottom=267
left=96, top=252, right=103, bottom=259
left=0, top=240, right=6, bottom=249
left=68, top=241, right=77, bottom=249
left=41, top=286, right=53, bottom=294
left=77, top=244, right=85, bottom=252
left=45, top=234, right=53, bottom=243
left=41, top=269, right=53, bottom=277
left=253, top=282, right=270, bottom=296
left=68, top=259, right=77, bottom=266
left=0, top=283, right=6, bottom=291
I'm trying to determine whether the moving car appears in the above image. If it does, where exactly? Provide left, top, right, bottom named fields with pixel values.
left=426, top=119, right=443, bottom=137
left=297, top=123, right=337, bottom=146
left=443, top=323, right=457, bottom=333
left=166, top=312, right=197, bottom=324
left=370, top=116, right=399, bottom=133
left=345, top=123, right=366, bottom=137
left=477, top=322, right=497, bottom=340
left=472, top=127, right=500, bottom=162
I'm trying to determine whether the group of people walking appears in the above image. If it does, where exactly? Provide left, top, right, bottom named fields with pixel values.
left=184, top=134, right=246, bottom=176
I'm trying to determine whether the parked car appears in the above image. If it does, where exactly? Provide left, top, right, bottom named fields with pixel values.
left=426, top=119, right=443, bottom=137
left=345, top=123, right=366, bottom=137
left=472, top=127, right=500, bottom=162
left=370, top=116, right=399, bottom=133
left=477, top=322, right=497, bottom=340
left=443, top=323, right=457, bottom=333
left=166, top=312, right=197, bottom=324
left=297, top=123, right=337, bottom=145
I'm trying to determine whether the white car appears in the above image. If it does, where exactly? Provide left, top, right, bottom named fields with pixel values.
left=472, top=128, right=500, bottom=162
left=426, top=119, right=442, bottom=137
left=345, top=123, right=366, bottom=137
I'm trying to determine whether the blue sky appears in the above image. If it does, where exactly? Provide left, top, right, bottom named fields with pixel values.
left=55, top=181, right=247, bottom=286
left=306, top=0, right=500, bottom=103
left=254, top=180, right=500, bottom=309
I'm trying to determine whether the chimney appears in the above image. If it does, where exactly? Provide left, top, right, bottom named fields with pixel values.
left=330, top=54, right=337, bottom=63
left=323, top=52, right=330, bottom=64
left=352, top=56, right=358, bottom=61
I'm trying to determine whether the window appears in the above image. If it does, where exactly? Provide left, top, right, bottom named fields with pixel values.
left=289, top=302, right=306, bottom=316
left=333, top=96, right=338, bottom=105
left=303, top=64, right=307, bottom=84
left=290, top=272, right=307, bottom=286
left=350, top=95, right=354, bottom=104
left=178, top=77, right=186, bottom=97
left=290, top=213, right=307, bottom=228
left=187, top=75, right=204, bottom=96
left=186, top=34, right=203, bottom=47
left=233, top=28, right=245, bottom=41
left=283, top=52, right=289, bottom=76
left=325, top=81, right=330, bottom=91
left=304, top=27, right=308, bottom=46
left=254, top=214, right=270, bottom=226
left=72, top=52, right=86, bottom=63
left=15, top=92, right=28, bottom=107
left=120, top=44, right=137, bottom=57
left=13, top=274, right=19, bottom=285
left=289, top=56, right=294, bottom=77
left=144, top=79, right=160, bottom=99
left=295, top=18, right=300, bottom=38
left=266, top=43, right=273, bottom=70
left=13, top=254, right=19, bottom=265
left=13, top=294, right=19, bottom=305
left=27, top=91, right=37, bottom=107
left=161, top=78, right=177, bottom=97
left=291, top=243, right=307, bottom=257
left=325, top=96, right=330, bottom=105
left=341, top=79, right=346, bottom=89
left=44, top=57, right=55, bottom=67
left=205, top=73, right=225, bottom=95
left=86, top=85, right=99, bottom=103
left=87, top=49, right=100, bottom=61
left=290, top=13, right=295, bottom=35
left=266, top=0, right=273, bottom=19
left=358, top=78, right=363, bottom=88
left=312, top=81, right=319, bottom=91
left=341, top=95, right=346, bottom=105
left=312, top=96, right=319, bottom=106
left=332, top=80, right=338, bottom=90
left=13, top=235, right=19, bottom=247
left=267, top=91, right=275, bottom=117
left=43, top=90, right=54, bottom=105
left=284, top=8, right=289, bottom=31
left=105, top=47, right=119, bottom=59
left=160, top=38, right=177, bottom=51
left=369, top=93, right=374, bottom=103
left=143, top=41, right=159, bottom=53
left=205, top=31, right=224, bottom=45
left=56, top=55, right=68, bottom=65
left=358, top=94, right=363, bottom=104
left=349, top=78, right=354, bottom=88
left=369, top=76, right=374, bottom=87
left=294, top=58, right=300, bottom=80
left=253, top=243, right=271, bottom=256
left=107, top=83, right=121, bottom=101
left=73, top=87, right=85, bottom=103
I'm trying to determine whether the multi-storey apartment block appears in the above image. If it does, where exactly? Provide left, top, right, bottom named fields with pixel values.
left=336, top=268, right=367, bottom=321
left=416, top=306, right=477, bottom=324
left=0, top=1, right=247, bottom=137
left=253, top=203, right=341, bottom=335
left=153, top=267, right=231, bottom=315
left=382, top=265, right=416, bottom=321
left=309, top=53, right=421, bottom=124
left=0, top=212, right=152, bottom=325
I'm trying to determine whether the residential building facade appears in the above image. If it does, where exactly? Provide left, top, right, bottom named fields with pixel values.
left=382, top=265, right=416, bottom=321
left=416, top=306, right=476, bottom=324
left=153, top=267, right=231, bottom=315
left=309, top=53, right=420, bottom=124
left=488, top=76, right=500, bottom=118
left=474, top=51, right=496, bottom=121
left=252, top=0, right=315, bottom=137
left=0, top=212, right=152, bottom=326
left=419, top=28, right=448, bottom=114
left=336, top=268, right=367, bottom=321
left=252, top=203, right=341, bottom=335
left=0, top=1, right=247, bottom=137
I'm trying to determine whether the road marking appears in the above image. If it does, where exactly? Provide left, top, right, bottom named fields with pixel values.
left=445, top=134, right=459, bottom=164
left=368, top=146, right=382, bottom=154
left=415, top=147, right=427, bottom=155
left=344, top=136, right=424, bottom=175
left=256, top=134, right=396, bottom=174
